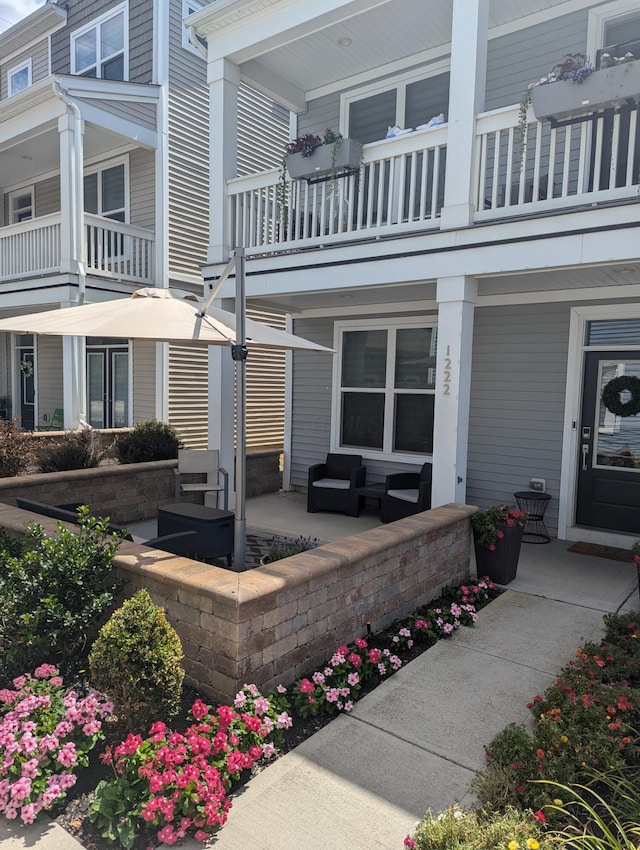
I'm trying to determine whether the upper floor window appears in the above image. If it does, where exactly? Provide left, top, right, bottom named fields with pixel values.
left=71, top=5, right=127, bottom=80
left=183, top=0, right=206, bottom=54
left=84, top=161, right=127, bottom=221
left=333, top=319, right=437, bottom=460
left=8, top=188, right=34, bottom=223
left=342, top=63, right=449, bottom=145
left=8, top=60, right=32, bottom=96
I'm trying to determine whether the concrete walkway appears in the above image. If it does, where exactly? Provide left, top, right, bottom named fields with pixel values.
left=2, top=520, right=637, bottom=849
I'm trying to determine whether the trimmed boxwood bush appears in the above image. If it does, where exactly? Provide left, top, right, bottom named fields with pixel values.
left=88, top=589, right=184, bottom=732
left=114, top=420, right=180, bottom=464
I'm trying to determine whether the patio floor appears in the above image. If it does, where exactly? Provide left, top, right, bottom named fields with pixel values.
left=127, top=491, right=638, bottom=614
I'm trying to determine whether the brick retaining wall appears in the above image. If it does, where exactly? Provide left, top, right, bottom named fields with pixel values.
left=0, top=449, right=282, bottom=523
left=0, top=501, right=473, bottom=703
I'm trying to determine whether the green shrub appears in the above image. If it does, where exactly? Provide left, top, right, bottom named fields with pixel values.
left=114, top=420, right=180, bottom=464
left=89, top=589, right=184, bottom=732
left=39, top=429, right=110, bottom=472
left=0, top=507, right=124, bottom=679
left=0, top=419, right=36, bottom=477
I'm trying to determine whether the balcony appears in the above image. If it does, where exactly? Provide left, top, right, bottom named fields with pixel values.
left=0, top=213, right=154, bottom=284
left=227, top=101, right=640, bottom=256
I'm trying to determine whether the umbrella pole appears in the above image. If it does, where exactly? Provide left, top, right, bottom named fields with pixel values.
left=233, top=247, right=247, bottom=569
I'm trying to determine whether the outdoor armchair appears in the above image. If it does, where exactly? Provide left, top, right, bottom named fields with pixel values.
left=381, top=462, right=432, bottom=523
left=307, top=452, right=366, bottom=516
left=174, top=449, right=229, bottom=509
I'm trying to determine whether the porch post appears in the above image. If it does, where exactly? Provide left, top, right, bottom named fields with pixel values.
left=61, top=334, right=85, bottom=429
left=432, top=276, right=476, bottom=506
left=439, top=0, right=489, bottom=229
left=58, top=113, right=76, bottom=275
left=207, top=58, right=239, bottom=263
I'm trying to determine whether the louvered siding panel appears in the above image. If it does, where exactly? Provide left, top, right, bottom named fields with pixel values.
left=168, top=344, right=209, bottom=448
left=167, top=0, right=210, bottom=278
left=237, top=84, right=290, bottom=176
left=245, top=306, right=286, bottom=449
left=132, top=341, right=155, bottom=423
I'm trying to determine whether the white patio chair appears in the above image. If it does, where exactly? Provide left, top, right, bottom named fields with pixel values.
left=174, top=449, right=229, bottom=510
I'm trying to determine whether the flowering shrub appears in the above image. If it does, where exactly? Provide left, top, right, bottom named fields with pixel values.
left=471, top=506, right=526, bottom=550
left=284, top=127, right=343, bottom=157
left=291, top=638, right=402, bottom=718
left=473, top=613, right=640, bottom=814
left=91, top=686, right=292, bottom=848
left=0, top=665, right=112, bottom=824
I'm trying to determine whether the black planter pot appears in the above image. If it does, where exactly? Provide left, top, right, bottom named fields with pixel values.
left=474, top=523, right=524, bottom=585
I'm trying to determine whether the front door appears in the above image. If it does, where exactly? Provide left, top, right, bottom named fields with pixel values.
left=576, top=350, right=640, bottom=533
left=87, top=340, right=128, bottom=429
left=17, top=340, right=35, bottom=431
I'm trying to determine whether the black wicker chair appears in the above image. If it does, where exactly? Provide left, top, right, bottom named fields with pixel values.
left=307, top=453, right=366, bottom=516
left=380, top=463, right=432, bottom=524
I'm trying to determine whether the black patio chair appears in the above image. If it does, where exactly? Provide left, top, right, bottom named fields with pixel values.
left=307, top=453, right=366, bottom=516
left=381, top=462, right=432, bottom=524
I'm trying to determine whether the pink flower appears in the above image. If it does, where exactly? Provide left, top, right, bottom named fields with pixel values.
left=157, top=824, right=179, bottom=845
left=191, top=698, right=209, bottom=720
left=347, top=672, right=359, bottom=686
left=276, top=684, right=287, bottom=694
left=355, top=637, right=367, bottom=649
left=253, top=696, right=270, bottom=716
left=262, top=742, right=276, bottom=759
left=34, top=664, right=58, bottom=679
left=348, top=653, right=362, bottom=667
left=299, top=679, right=314, bottom=694
left=56, top=742, right=77, bottom=768
left=233, top=692, right=247, bottom=708
left=276, top=712, right=292, bottom=729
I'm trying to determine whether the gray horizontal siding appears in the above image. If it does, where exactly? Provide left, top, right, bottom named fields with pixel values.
left=91, top=99, right=157, bottom=132
left=35, top=176, right=60, bottom=217
left=298, top=92, right=340, bottom=138
left=132, top=340, right=156, bottom=424
left=1, top=40, right=49, bottom=99
left=246, top=306, right=286, bottom=450
left=238, top=84, right=290, bottom=175
left=466, top=302, right=571, bottom=529
left=485, top=9, right=588, bottom=112
left=129, top=148, right=155, bottom=229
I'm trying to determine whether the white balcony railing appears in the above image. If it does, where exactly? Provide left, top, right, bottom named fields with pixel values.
left=0, top=213, right=154, bottom=283
left=0, top=213, right=61, bottom=279
left=474, top=103, right=640, bottom=221
left=228, top=127, right=447, bottom=252
left=228, top=102, right=640, bottom=254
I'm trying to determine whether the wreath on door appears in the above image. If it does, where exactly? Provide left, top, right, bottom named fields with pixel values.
left=601, top=375, right=640, bottom=417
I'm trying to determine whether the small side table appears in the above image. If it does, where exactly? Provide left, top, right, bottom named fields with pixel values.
left=513, top=491, right=551, bottom=544
left=354, top=482, right=386, bottom=516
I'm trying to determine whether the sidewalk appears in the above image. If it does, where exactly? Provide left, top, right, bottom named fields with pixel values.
left=2, top=534, right=637, bottom=849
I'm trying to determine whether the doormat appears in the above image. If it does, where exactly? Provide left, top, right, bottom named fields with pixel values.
left=567, top=541, right=632, bottom=563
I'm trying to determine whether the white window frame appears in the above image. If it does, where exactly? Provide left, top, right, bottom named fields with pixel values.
left=340, top=59, right=449, bottom=137
left=331, top=316, right=438, bottom=463
left=182, top=0, right=204, bottom=55
left=8, top=59, right=32, bottom=97
left=84, top=157, right=129, bottom=222
left=7, top=186, right=34, bottom=224
left=70, top=3, right=128, bottom=81
left=587, top=0, right=640, bottom=60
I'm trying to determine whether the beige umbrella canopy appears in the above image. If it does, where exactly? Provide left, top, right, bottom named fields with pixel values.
left=0, top=287, right=330, bottom=352
left=0, top=272, right=332, bottom=567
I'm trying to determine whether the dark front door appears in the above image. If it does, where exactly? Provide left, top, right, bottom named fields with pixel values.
left=576, top=350, right=640, bottom=532
left=19, top=348, right=35, bottom=431
left=87, top=341, right=128, bottom=429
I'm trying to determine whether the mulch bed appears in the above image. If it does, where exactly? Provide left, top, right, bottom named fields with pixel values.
left=51, top=586, right=501, bottom=850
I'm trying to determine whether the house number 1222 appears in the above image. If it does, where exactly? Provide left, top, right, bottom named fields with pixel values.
left=443, top=345, right=451, bottom=395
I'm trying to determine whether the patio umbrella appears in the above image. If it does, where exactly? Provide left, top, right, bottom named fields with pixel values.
left=0, top=249, right=332, bottom=566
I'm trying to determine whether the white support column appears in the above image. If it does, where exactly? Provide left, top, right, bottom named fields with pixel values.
left=440, top=0, right=489, bottom=230
left=62, top=335, right=85, bottom=429
left=431, top=276, right=477, bottom=506
left=208, top=337, right=236, bottom=508
left=58, top=113, right=76, bottom=274
left=207, top=58, right=240, bottom=263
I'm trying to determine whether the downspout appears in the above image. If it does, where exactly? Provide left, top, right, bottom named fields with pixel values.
left=52, top=78, right=86, bottom=303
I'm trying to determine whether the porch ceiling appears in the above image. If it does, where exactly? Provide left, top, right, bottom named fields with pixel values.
left=245, top=264, right=640, bottom=314
left=193, top=0, right=574, bottom=102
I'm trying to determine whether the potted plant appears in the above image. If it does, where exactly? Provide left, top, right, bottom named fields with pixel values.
left=284, top=128, right=362, bottom=181
left=260, top=534, right=320, bottom=565
left=471, top=505, right=527, bottom=585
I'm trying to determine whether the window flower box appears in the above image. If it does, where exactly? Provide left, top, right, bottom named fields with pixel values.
left=530, top=61, right=640, bottom=120
left=286, top=138, right=362, bottom=181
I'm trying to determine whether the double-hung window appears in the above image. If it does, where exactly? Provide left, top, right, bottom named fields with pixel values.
left=8, top=188, right=34, bottom=223
left=334, top=319, right=437, bottom=459
left=71, top=5, right=127, bottom=80
left=8, top=60, right=31, bottom=96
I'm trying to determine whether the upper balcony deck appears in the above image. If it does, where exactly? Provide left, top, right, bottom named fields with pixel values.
left=229, top=100, right=640, bottom=258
